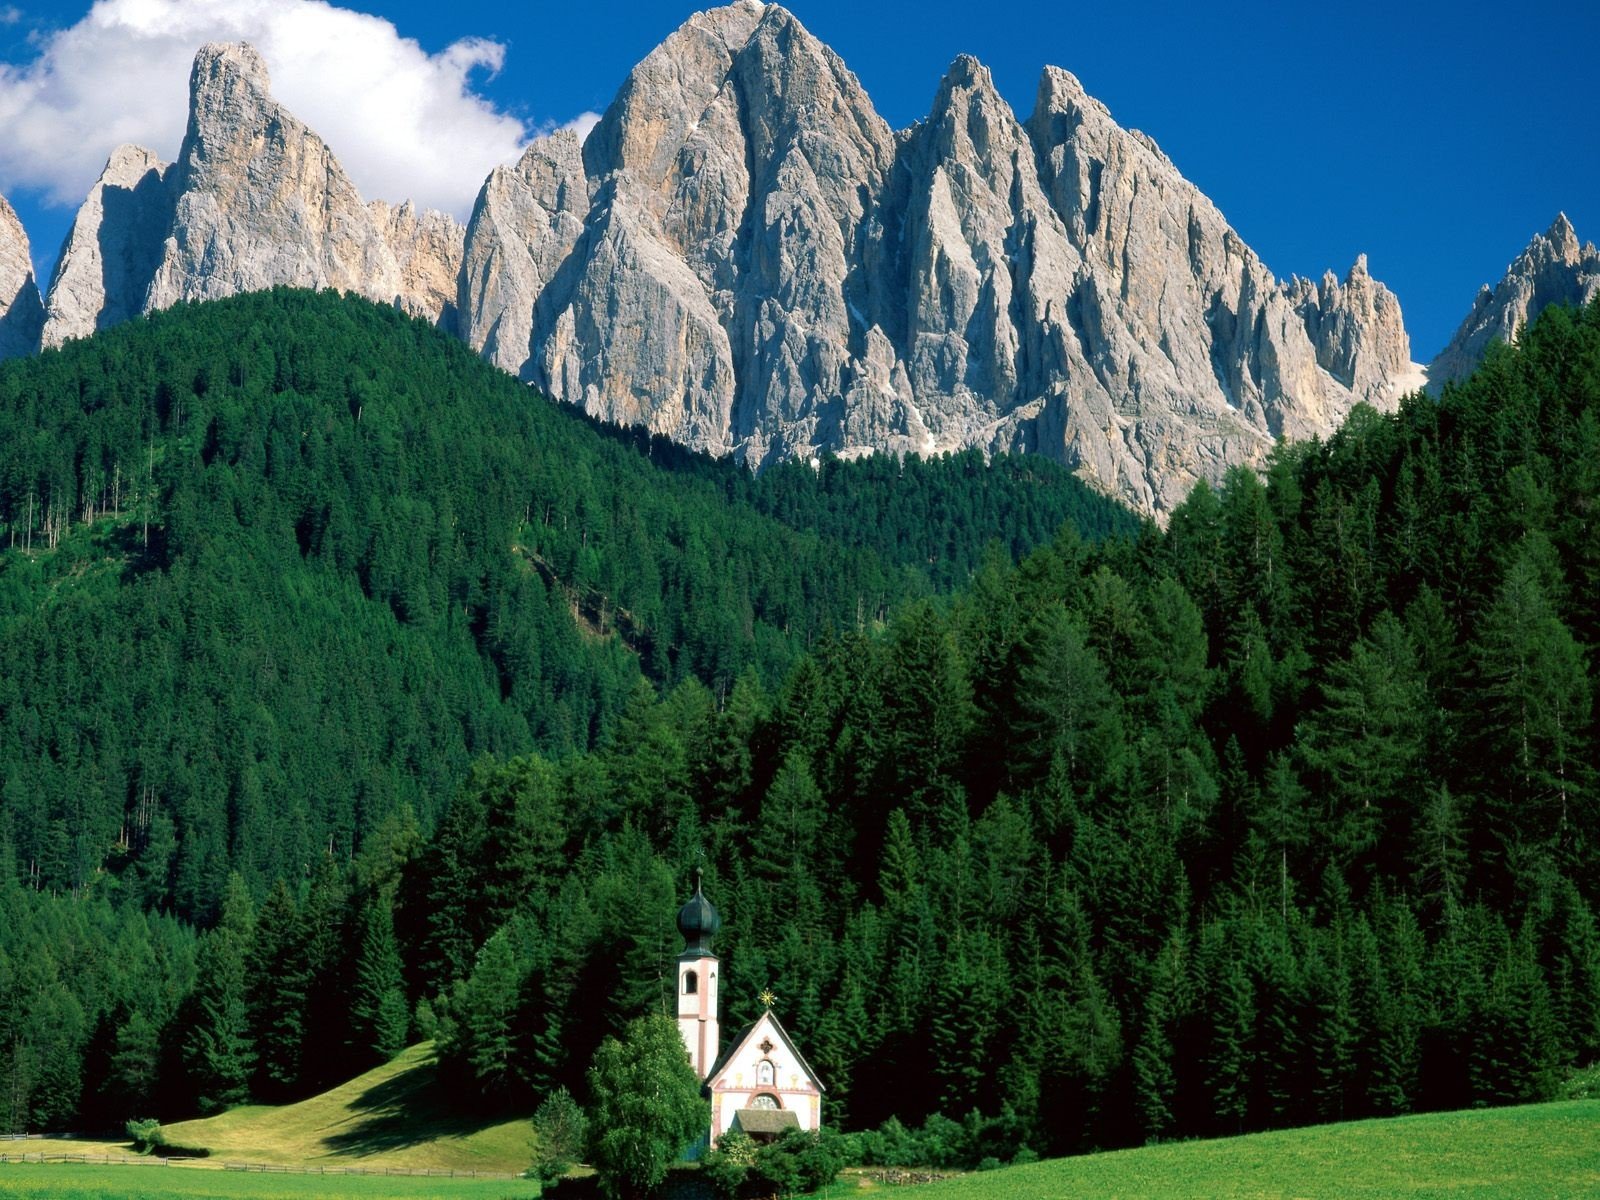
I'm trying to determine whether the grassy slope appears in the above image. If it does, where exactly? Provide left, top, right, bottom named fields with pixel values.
left=914, top=1100, right=1600, bottom=1199
left=153, top=1044, right=533, bottom=1174
left=0, top=1165, right=536, bottom=1200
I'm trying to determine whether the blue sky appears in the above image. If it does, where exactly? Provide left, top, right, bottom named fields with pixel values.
left=2, top=0, right=1596, bottom=358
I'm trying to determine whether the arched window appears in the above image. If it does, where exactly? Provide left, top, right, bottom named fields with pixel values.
left=750, top=1092, right=781, bottom=1110
left=757, top=1059, right=775, bottom=1086
left=684, top=970, right=698, bottom=995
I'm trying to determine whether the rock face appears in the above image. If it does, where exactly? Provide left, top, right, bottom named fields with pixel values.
left=457, top=129, right=590, bottom=374
left=371, top=201, right=465, bottom=326
left=40, top=145, right=175, bottom=349
left=1288, top=254, right=1411, bottom=402
left=1430, top=214, right=1600, bottom=387
left=0, top=195, right=44, bottom=361
left=145, top=43, right=405, bottom=311
left=456, top=6, right=1414, bottom=515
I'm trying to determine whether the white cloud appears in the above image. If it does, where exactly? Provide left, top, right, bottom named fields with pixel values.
left=0, top=0, right=555, bottom=219
left=562, top=111, right=602, bottom=144
left=0, top=7, right=23, bottom=25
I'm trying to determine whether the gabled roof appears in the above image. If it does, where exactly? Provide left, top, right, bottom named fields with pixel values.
left=703, top=1009, right=826, bottom=1093
left=732, top=1108, right=801, bottom=1136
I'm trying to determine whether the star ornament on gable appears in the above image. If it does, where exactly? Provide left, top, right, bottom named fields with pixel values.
left=758, top=987, right=777, bottom=1010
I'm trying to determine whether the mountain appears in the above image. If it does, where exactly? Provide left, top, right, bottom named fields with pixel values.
left=1430, top=213, right=1600, bottom=387
left=0, top=7, right=1418, bottom=517
left=459, top=5, right=1414, bottom=515
left=34, top=43, right=463, bottom=347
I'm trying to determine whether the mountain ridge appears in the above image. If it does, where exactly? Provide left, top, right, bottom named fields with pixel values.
left=6, top=4, right=1579, bottom=516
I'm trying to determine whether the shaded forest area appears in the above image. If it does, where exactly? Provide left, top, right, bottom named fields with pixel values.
left=3, top=292, right=1599, bottom=1159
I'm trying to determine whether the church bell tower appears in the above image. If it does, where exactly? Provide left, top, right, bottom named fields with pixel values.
left=676, top=870, right=721, bottom=1079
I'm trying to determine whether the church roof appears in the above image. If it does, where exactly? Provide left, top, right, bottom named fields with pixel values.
left=732, top=1109, right=801, bottom=1136
left=704, top=1008, right=826, bottom=1094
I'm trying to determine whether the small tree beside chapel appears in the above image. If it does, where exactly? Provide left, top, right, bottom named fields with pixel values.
left=586, top=1012, right=709, bottom=1199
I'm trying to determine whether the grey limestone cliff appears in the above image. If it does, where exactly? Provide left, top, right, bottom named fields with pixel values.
left=1288, top=254, right=1411, bottom=403
left=139, top=42, right=459, bottom=325
left=457, top=129, right=590, bottom=374
left=371, top=200, right=465, bottom=326
left=460, top=5, right=1414, bottom=515
left=40, top=145, right=175, bottom=349
left=1430, top=214, right=1600, bottom=387
left=18, top=14, right=1422, bottom=517
left=0, top=195, right=43, bottom=361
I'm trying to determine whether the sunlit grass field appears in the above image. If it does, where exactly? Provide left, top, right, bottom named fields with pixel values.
left=155, top=1043, right=534, bottom=1174
left=6, top=1071, right=1598, bottom=1197
left=1, top=1042, right=537, bottom=1194
left=0, top=1163, right=537, bottom=1199
left=911, top=1099, right=1600, bottom=1199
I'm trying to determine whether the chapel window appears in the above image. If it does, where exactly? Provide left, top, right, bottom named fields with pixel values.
left=684, top=970, right=698, bottom=995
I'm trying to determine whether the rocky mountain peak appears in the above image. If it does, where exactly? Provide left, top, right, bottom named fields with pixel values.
left=187, top=42, right=274, bottom=140
left=0, top=195, right=44, bottom=361
left=136, top=40, right=461, bottom=324
left=41, top=144, right=175, bottom=348
left=14, top=19, right=1425, bottom=518
left=457, top=5, right=1415, bottom=515
left=1430, top=214, right=1600, bottom=387
left=1290, top=254, right=1411, bottom=401
left=1546, top=211, right=1579, bottom=256
left=1033, top=64, right=1092, bottom=113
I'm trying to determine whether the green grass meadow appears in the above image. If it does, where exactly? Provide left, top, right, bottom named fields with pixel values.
left=0, top=1162, right=537, bottom=1200
left=4, top=1094, right=1597, bottom=1198
left=912, top=1099, right=1600, bottom=1199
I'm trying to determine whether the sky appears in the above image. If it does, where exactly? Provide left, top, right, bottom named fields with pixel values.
left=0, top=0, right=1595, bottom=359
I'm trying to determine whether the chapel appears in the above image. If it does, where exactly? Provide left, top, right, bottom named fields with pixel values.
left=675, top=873, right=825, bottom=1144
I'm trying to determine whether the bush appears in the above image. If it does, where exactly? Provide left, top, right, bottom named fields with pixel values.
left=702, top=1130, right=756, bottom=1198
left=125, top=1118, right=162, bottom=1154
left=853, top=1111, right=1030, bottom=1171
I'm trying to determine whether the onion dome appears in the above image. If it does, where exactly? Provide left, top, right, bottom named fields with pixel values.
left=677, top=869, right=721, bottom=957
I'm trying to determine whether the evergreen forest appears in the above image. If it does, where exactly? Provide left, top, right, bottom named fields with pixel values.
left=2, top=289, right=1599, bottom=1161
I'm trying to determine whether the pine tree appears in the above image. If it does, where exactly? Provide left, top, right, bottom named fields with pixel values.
left=351, top=898, right=410, bottom=1065
left=248, top=879, right=304, bottom=1100
left=184, top=874, right=256, bottom=1113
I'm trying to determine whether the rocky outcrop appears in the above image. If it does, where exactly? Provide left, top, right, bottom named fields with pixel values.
left=371, top=200, right=465, bottom=326
left=1430, top=214, right=1600, bottom=387
left=523, top=3, right=908, bottom=461
left=40, top=145, right=175, bottom=349
left=461, top=7, right=1414, bottom=514
left=145, top=42, right=404, bottom=311
left=103, top=42, right=452, bottom=327
left=457, top=129, right=590, bottom=374
left=0, top=195, right=44, bottom=361
left=1288, top=254, right=1412, bottom=402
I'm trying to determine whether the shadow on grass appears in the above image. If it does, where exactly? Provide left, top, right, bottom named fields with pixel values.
left=318, top=1056, right=521, bottom=1158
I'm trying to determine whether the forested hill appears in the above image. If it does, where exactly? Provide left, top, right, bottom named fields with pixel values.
left=5, top=294, right=1600, bottom=1157
left=412, top=301, right=1600, bottom=1151
left=0, top=288, right=1134, bottom=919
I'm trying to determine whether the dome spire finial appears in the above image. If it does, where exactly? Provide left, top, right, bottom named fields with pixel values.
left=677, top=869, right=721, bottom=957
